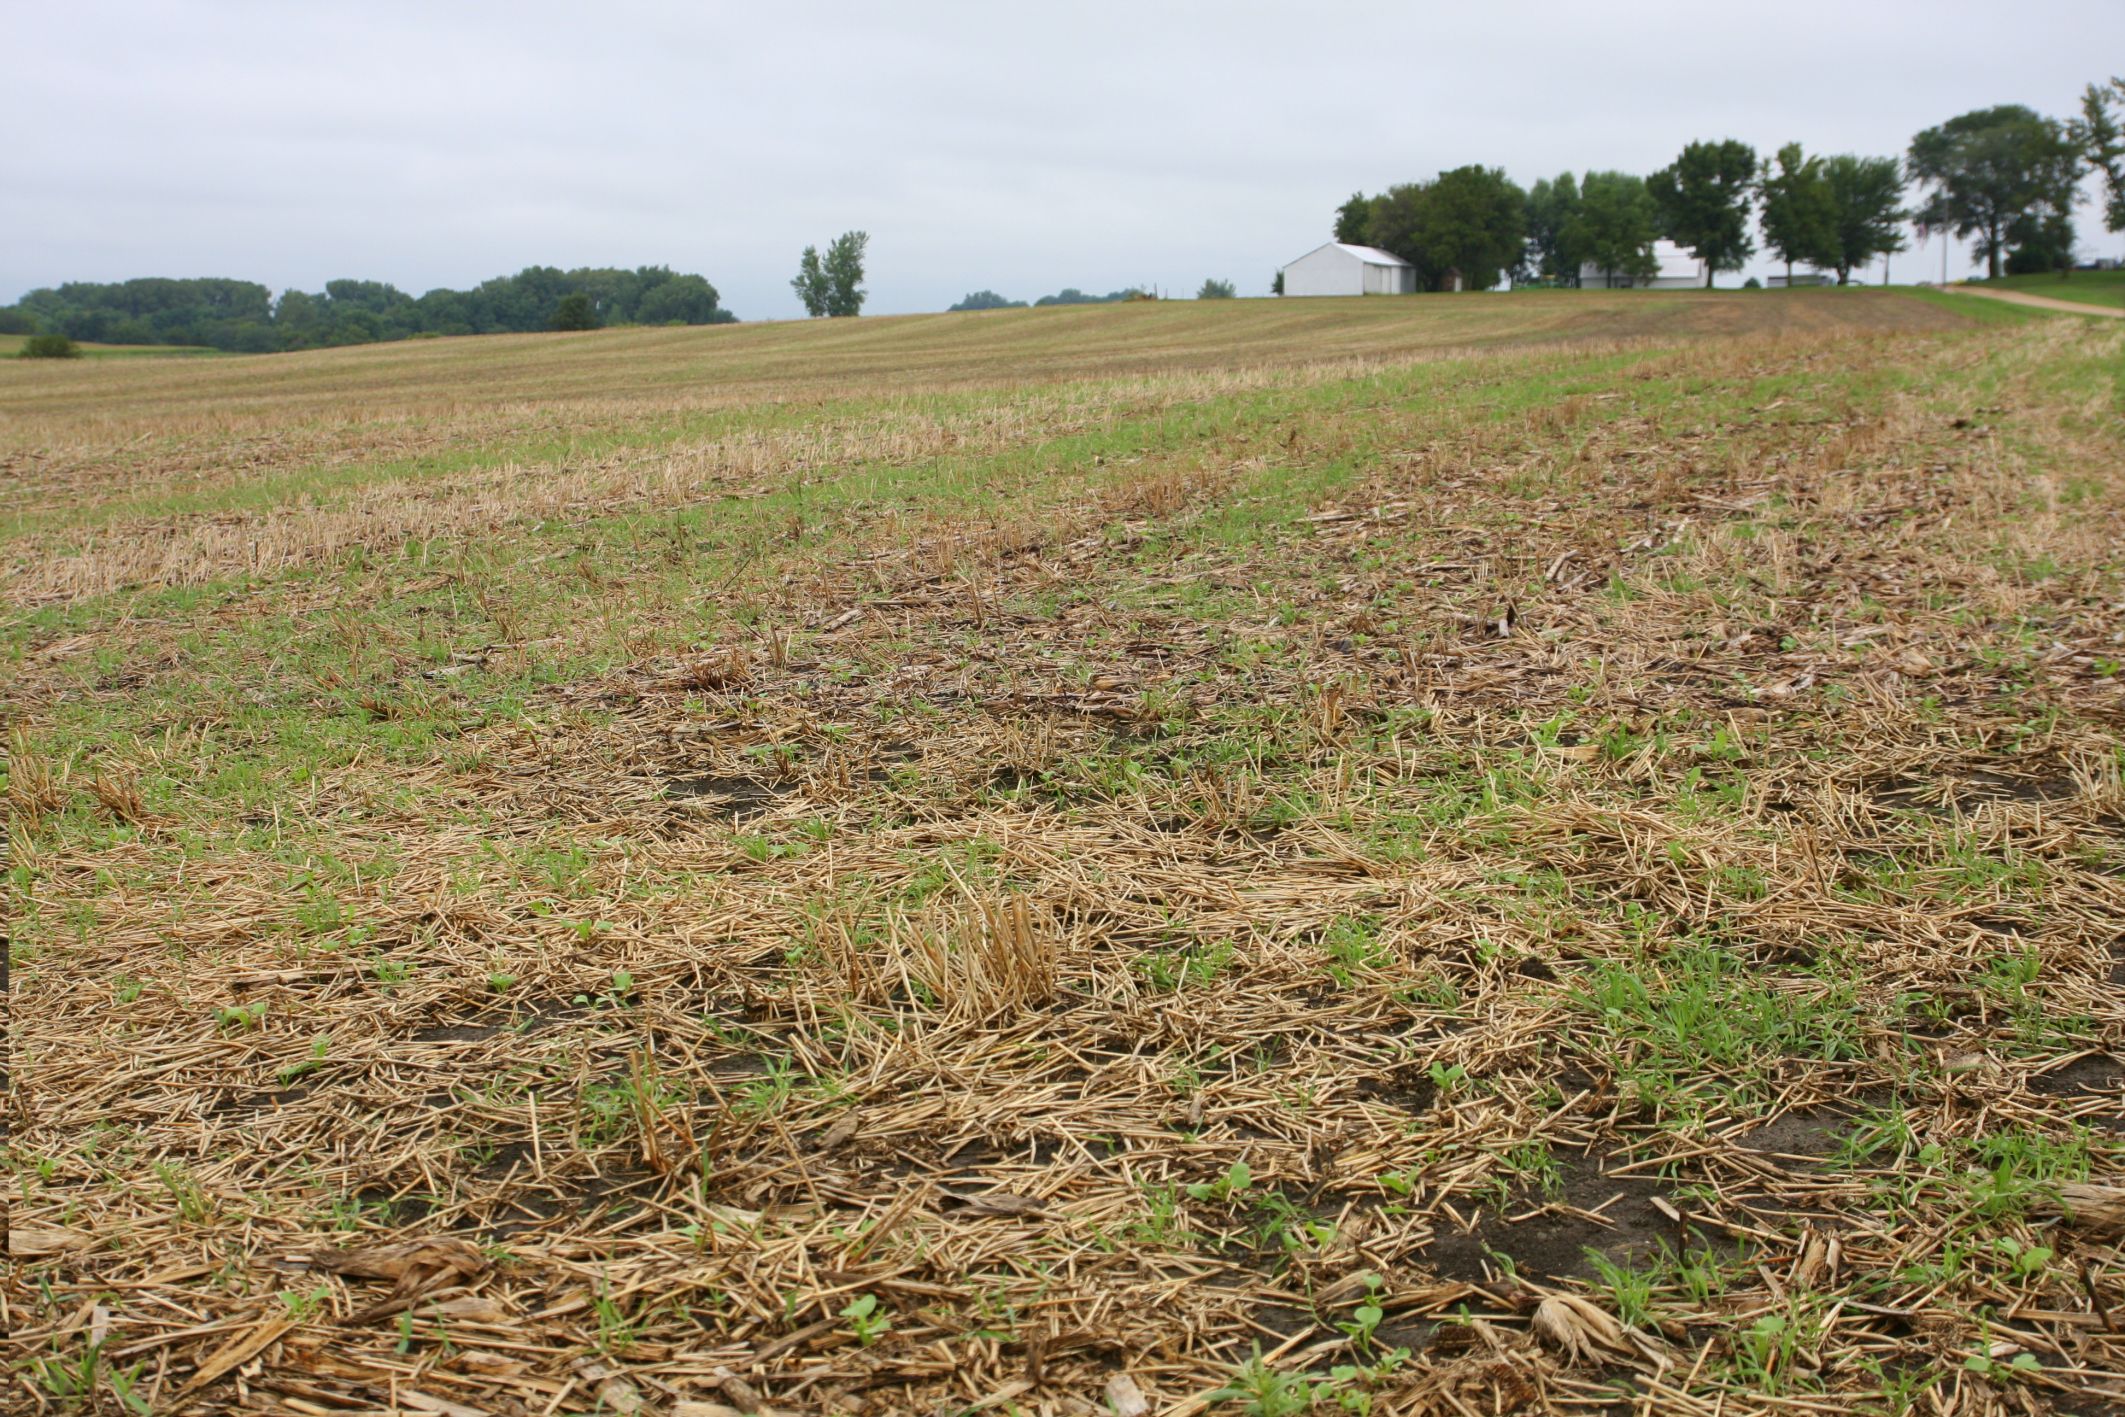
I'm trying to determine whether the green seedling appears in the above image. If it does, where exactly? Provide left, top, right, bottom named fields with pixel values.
left=1334, top=1273, right=1386, bottom=1354
left=488, top=971, right=516, bottom=993
left=1585, top=1249, right=1657, bottom=1329
left=213, top=1001, right=268, bottom=1034
left=1994, top=1237, right=2054, bottom=1280
left=1210, top=1348, right=1318, bottom=1417
left=1377, top=1166, right=1421, bottom=1197
left=1186, top=1159, right=1254, bottom=1203
left=154, top=1161, right=216, bottom=1225
left=113, top=974, right=144, bottom=1004
left=281, top=1284, right=334, bottom=1319
left=592, top=1282, right=637, bottom=1351
left=1965, top=1347, right=2042, bottom=1380
left=277, top=1034, right=331, bottom=1085
left=1425, top=1062, right=1470, bottom=1096
left=575, top=968, right=635, bottom=1010
left=841, top=1293, right=892, bottom=1345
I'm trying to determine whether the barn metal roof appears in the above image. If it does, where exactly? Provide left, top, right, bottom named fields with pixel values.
left=1328, top=243, right=1413, bottom=267
left=1287, top=242, right=1414, bottom=268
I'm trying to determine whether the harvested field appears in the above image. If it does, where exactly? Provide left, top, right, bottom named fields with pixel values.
left=8, top=293, right=2125, bottom=1417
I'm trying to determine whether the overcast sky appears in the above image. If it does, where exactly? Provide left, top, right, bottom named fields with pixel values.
left=10, top=0, right=2123, bottom=318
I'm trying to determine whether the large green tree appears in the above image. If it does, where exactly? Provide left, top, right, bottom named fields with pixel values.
left=1908, top=106, right=2081, bottom=278
left=822, top=232, right=869, bottom=316
left=1569, top=172, right=1661, bottom=286
left=1525, top=173, right=1583, bottom=284
left=1649, top=140, right=1759, bottom=287
left=1757, top=143, right=1837, bottom=284
left=1357, top=168, right=1527, bottom=290
left=795, top=232, right=869, bottom=317
left=791, top=248, right=831, bottom=316
left=1410, top=166, right=1528, bottom=290
left=1362, top=183, right=1429, bottom=270
left=2072, top=78, right=2125, bottom=235
left=1819, top=155, right=1908, bottom=284
left=549, top=292, right=598, bottom=330
left=1334, top=192, right=1379, bottom=245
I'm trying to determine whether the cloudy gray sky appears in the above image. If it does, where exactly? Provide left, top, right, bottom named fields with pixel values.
left=10, top=0, right=2122, bottom=318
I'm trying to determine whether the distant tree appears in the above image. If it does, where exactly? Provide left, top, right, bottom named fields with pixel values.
left=1033, top=288, right=1134, bottom=306
left=1908, top=106, right=2081, bottom=278
left=2005, top=210, right=2077, bottom=273
left=631, top=271, right=734, bottom=324
left=549, top=292, right=598, bottom=330
left=948, top=290, right=1026, bottom=311
left=1197, top=278, right=1236, bottom=299
left=1334, top=192, right=1378, bottom=244
left=1820, top=154, right=1908, bottom=284
left=1363, top=169, right=1526, bottom=290
left=1649, top=140, right=1759, bottom=286
left=794, top=232, right=868, bottom=317
left=2072, top=78, right=2125, bottom=234
left=824, top=232, right=869, bottom=317
left=1569, top=172, right=1661, bottom=285
left=0, top=308, right=36, bottom=335
left=1756, top=143, right=1837, bottom=285
left=1526, top=173, right=1583, bottom=284
left=21, top=333, right=80, bottom=358
left=792, top=248, right=831, bottom=316
left=1363, top=183, right=1431, bottom=271
left=1415, top=167, right=1527, bottom=289
left=1271, top=270, right=1284, bottom=295
left=1, top=265, right=732, bottom=352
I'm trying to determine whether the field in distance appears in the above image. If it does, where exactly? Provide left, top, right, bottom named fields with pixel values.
left=0, top=330, right=224, bottom=358
left=1961, top=266, right=2125, bottom=310
left=3, top=286, right=1975, bottom=434
left=0, top=288, right=1985, bottom=546
left=9, top=292, right=2124, bottom=1416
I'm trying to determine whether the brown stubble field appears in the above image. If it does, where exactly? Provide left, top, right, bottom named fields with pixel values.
left=7, top=291, right=2125, bottom=1417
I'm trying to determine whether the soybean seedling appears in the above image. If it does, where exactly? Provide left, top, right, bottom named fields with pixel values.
left=213, top=1001, right=268, bottom=1034
left=841, top=1294, right=891, bottom=1345
left=278, top=1034, right=331, bottom=1084
left=1335, top=1273, right=1387, bottom=1355
left=1187, top=1160, right=1254, bottom=1203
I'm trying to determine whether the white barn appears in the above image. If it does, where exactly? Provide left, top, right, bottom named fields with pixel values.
left=1580, top=239, right=1705, bottom=290
left=1281, top=242, right=1416, bottom=297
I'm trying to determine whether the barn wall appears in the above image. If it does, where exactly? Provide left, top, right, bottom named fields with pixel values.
left=1283, top=247, right=1363, bottom=297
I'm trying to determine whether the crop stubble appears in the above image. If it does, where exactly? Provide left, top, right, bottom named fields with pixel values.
left=7, top=300, right=2125, bottom=1416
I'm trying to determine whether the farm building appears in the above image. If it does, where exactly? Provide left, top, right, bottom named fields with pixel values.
left=1580, top=239, right=1705, bottom=289
left=1280, top=242, right=1417, bottom=297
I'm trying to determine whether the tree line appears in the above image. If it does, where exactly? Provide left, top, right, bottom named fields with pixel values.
left=947, top=286, right=1155, bottom=310
left=0, top=265, right=736, bottom=351
left=1327, top=83, right=2125, bottom=291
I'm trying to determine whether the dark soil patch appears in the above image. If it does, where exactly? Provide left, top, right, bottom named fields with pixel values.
left=1734, top=1108, right=1852, bottom=1160
left=1961, top=771, right=2077, bottom=804
left=1354, top=1064, right=1441, bottom=1114
left=1423, top=1150, right=1690, bottom=1283
left=1873, top=769, right=2079, bottom=816
left=2030, top=1053, right=2123, bottom=1097
left=664, top=773, right=788, bottom=819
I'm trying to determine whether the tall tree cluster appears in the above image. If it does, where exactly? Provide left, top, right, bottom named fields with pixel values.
left=1335, top=166, right=1533, bottom=290
left=792, top=232, right=869, bottom=317
left=1908, top=106, right=2084, bottom=276
left=1330, top=80, right=2125, bottom=291
left=1, top=266, right=736, bottom=351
